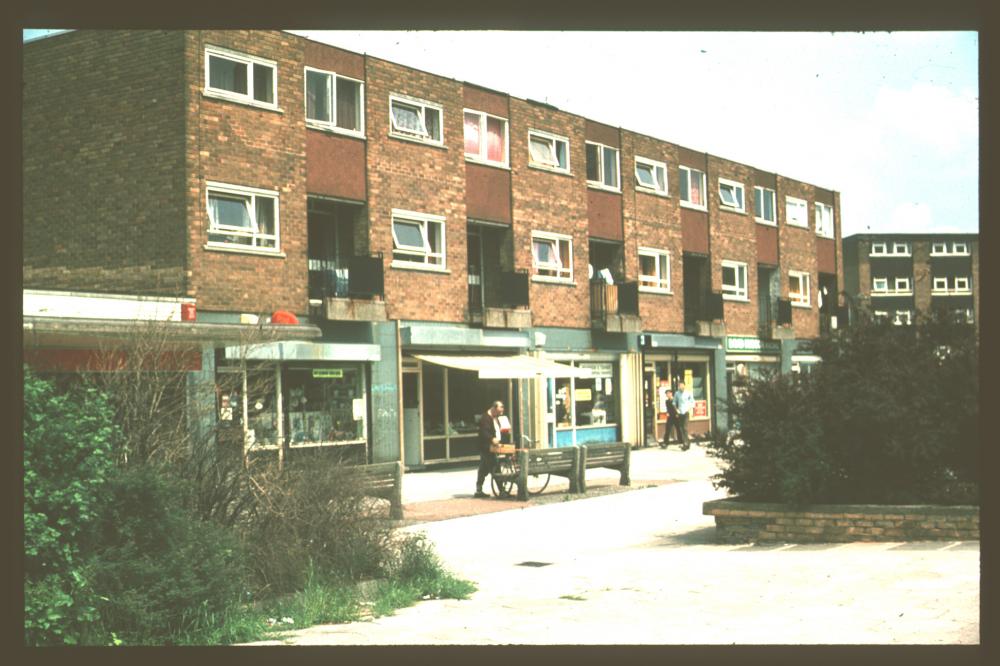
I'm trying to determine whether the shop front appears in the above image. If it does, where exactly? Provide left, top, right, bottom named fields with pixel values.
left=549, top=358, right=620, bottom=446
left=724, top=335, right=782, bottom=427
left=642, top=352, right=713, bottom=442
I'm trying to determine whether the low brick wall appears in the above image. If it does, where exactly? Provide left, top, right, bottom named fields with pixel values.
left=703, top=498, right=979, bottom=543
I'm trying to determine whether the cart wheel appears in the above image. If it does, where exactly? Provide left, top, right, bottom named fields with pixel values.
left=491, top=456, right=516, bottom=498
left=526, top=473, right=551, bottom=496
left=491, top=475, right=514, bottom=498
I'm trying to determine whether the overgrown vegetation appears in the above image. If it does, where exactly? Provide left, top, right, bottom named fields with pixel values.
left=708, top=310, right=978, bottom=506
left=24, top=324, right=474, bottom=646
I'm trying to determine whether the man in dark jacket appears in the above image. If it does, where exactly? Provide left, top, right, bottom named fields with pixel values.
left=475, top=400, right=504, bottom=498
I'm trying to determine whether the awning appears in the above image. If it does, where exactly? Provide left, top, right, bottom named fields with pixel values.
left=412, top=354, right=592, bottom=379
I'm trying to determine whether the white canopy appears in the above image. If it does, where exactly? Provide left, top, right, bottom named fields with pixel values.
left=412, top=354, right=592, bottom=379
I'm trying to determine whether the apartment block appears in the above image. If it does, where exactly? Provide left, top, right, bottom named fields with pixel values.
left=23, top=30, right=845, bottom=469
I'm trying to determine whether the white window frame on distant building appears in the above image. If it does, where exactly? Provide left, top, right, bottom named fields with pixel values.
left=205, top=182, right=280, bottom=254
left=531, top=231, right=573, bottom=283
left=304, top=66, right=364, bottom=137
left=785, top=196, right=808, bottom=228
left=870, top=242, right=888, bottom=256
left=894, top=277, right=912, bottom=294
left=892, top=242, right=911, bottom=256
left=872, top=277, right=889, bottom=293
left=638, top=247, right=671, bottom=293
left=954, top=277, right=971, bottom=292
left=893, top=310, right=912, bottom=326
left=585, top=141, right=621, bottom=191
left=679, top=165, right=707, bottom=210
left=204, top=45, right=278, bottom=110
left=788, top=270, right=811, bottom=308
left=954, top=308, right=974, bottom=324
left=932, top=277, right=949, bottom=293
left=390, top=209, right=446, bottom=271
left=815, top=202, right=834, bottom=238
left=753, top=186, right=777, bottom=225
left=718, top=177, right=746, bottom=213
left=874, top=310, right=889, bottom=322
left=952, top=241, right=970, bottom=255
left=527, top=129, right=571, bottom=174
left=721, top=260, right=749, bottom=301
left=389, top=94, right=443, bottom=146
left=463, top=109, right=509, bottom=167
left=634, top=157, right=668, bottom=195
left=931, top=242, right=948, bottom=255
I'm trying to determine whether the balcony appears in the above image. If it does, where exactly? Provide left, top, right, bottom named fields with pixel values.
left=684, top=292, right=725, bottom=337
left=311, top=254, right=387, bottom=322
left=760, top=298, right=795, bottom=340
left=590, top=280, right=641, bottom=333
left=470, top=270, right=532, bottom=329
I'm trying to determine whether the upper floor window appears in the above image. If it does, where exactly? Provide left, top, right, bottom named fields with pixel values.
left=718, top=178, right=745, bottom=212
left=204, top=46, right=277, bottom=109
left=305, top=67, right=364, bottom=136
left=531, top=231, right=573, bottom=283
left=638, top=248, right=671, bottom=292
left=785, top=196, right=808, bottom=227
left=954, top=276, right=971, bottom=292
left=871, top=242, right=888, bottom=256
left=528, top=130, right=570, bottom=173
left=206, top=182, right=279, bottom=252
left=721, top=260, right=749, bottom=301
left=391, top=210, right=446, bottom=270
left=931, top=241, right=971, bottom=256
left=754, top=186, right=776, bottom=224
left=892, top=242, right=911, bottom=255
left=679, top=166, right=707, bottom=209
left=931, top=242, right=948, bottom=255
left=464, top=110, right=508, bottom=166
left=932, top=277, right=949, bottom=292
left=389, top=95, right=443, bottom=145
left=788, top=270, right=811, bottom=307
left=893, top=310, right=912, bottom=326
left=634, top=157, right=668, bottom=195
left=585, top=142, right=620, bottom=191
left=872, top=277, right=888, bottom=292
left=815, top=202, right=834, bottom=238
left=952, top=242, right=969, bottom=255
left=894, top=277, right=912, bottom=293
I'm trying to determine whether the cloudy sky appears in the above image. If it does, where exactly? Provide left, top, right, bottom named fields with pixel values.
left=25, top=29, right=979, bottom=237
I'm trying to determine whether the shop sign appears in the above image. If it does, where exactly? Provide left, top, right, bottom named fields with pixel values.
left=574, top=388, right=593, bottom=402
left=577, top=362, right=614, bottom=378
left=312, top=368, right=344, bottom=379
left=693, top=400, right=708, bottom=418
left=726, top=336, right=780, bottom=354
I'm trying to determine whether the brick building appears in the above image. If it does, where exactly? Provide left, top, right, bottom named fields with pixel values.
left=23, top=30, right=844, bottom=468
left=842, top=233, right=979, bottom=327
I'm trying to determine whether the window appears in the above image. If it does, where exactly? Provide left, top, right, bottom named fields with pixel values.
left=527, top=129, right=570, bottom=173
left=872, top=277, right=888, bottom=292
left=788, top=270, right=811, bottom=307
left=893, top=310, right=912, bottom=326
left=531, top=231, right=573, bottom=282
left=874, top=310, right=889, bottom=322
left=753, top=186, right=776, bottom=224
left=895, top=277, right=911, bottom=293
left=954, top=308, right=974, bottom=324
left=815, top=202, right=834, bottom=238
left=952, top=242, right=969, bottom=255
left=679, top=166, right=707, bottom=209
left=721, top=260, right=749, bottom=300
left=389, top=95, right=442, bottom=145
left=892, top=242, right=911, bottom=255
left=870, top=242, right=887, bottom=256
left=785, top=196, right=808, bottom=227
left=932, top=277, right=949, bottom=293
left=204, top=46, right=277, bottom=109
left=391, top=210, right=446, bottom=269
left=954, top=277, right=970, bottom=292
left=718, top=178, right=745, bottom=212
left=585, top=142, right=620, bottom=191
left=638, top=248, right=671, bottom=292
left=635, top=157, right=668, bottom=195
left=206, top=182, right=279, bottom=251
left=304, top=67, right=363, bottom=136
left=931, top=242, right=948, bottom=255
left=464, top=110, right=508, bottom=166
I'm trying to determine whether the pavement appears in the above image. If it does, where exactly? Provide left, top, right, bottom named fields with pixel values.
left=242, top=444, right=981, bottom=646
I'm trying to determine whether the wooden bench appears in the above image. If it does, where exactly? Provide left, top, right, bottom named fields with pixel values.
left=353, top=460, right=404, bottom=519
left=579, top=442, right=631, bottom=492
left=515, top=447, right=581, bottom=501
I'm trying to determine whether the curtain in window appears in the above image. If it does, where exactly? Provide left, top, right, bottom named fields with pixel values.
left=209, top=56, right=246, bottom=94
left=654, top=166, right=666, bottom=191
left=306, top=71, right=330, bottom=122
left=486, top=116, right=505, bottom=162
left=586, top=144, right=600, bottom=181
left=464, top=112, right=481, bottom=155
left=602, top=148, right=618, bottom=187
left=255, top=198, right=275, bottom=235
left=424, top=108, right=441, bottom=141
left=689, top=172, right=703, bottom=205
left=392, top=103, right=424, bottom=134
left=336, top=78, right=360, bottom=130
left=529, top=137, right=553, bottom=164
left=252, top=64, right=273, bottom=103
left=639, top=254, right=656, bottom=281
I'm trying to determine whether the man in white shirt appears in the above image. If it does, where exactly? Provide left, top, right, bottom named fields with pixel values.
left=673, top=381, right=694, bottom=450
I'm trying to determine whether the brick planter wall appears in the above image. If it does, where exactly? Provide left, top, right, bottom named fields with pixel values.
left=703, top=498, right=979, bottom=543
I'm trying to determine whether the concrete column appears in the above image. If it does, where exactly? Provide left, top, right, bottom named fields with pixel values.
left=370, top=321, right=402, bottom=464
left=186, top=343, right=217, bottom=453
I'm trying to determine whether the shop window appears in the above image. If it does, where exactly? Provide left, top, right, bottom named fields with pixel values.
left=421, top=363, right=508, bottom=462
left=246, top=368, right=279, bottom=448
left=422, top=362, right=445, bottom=438
left=554, top=362, right=618, bottom=436
left=675, top=360, right=709, bottom=419
left=283, top=366, right=366, bottom=446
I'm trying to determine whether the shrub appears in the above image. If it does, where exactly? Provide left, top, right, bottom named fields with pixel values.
left=709, top=312, right=978, bottom=505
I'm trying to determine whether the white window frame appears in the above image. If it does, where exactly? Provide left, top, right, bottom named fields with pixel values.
left=874, top=310, right=889, bottom=322
left=893, top=310, right=912, bottom=326
left=204, top=46, right=278, bottom=110
left=390, top=209, right=447, bottom=271
left=952, top=242, right=969, bottom=255
left=872, top=277, right=889, bottom=293
left=785, top=196, right=808, bottom=228
left=679, top=165, right=707, bottom=210
left=585, top=141, right=621, bottom=192
left=205, top=181, right=280, bottom=253
left=638, top=247, right=671, bottom=293
left=788, top=270, right=811, bottom=308
left=955, top=308, right=974, bottom=324
left=753, top=186, right=777, bottom=225
left=815, top=202, right=835, bottom=238
left=718, top=177, right=746, bottom=213
left=721, top=260, right=749, bottom=301
left=303, top=66, right=365, bottom=138
left=389, top=94, right=444, bottom=146
left=634, top=156, right=668, bottom=196
left=954, top=277, right=970, bottom=292
left=531, top=231, right=573, bottom=283
left=894, top=277, right=912, bottom=294
left=892, top=242, right=911, bottom=256
left=931, top=242, right=948, bottom=256
left=932, top=277, right=949, bottom=293
left=527, top=129, right=571, bottom=174
left=463, top=109, right=509, bottom=167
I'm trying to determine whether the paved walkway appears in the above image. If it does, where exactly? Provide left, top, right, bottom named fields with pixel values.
left=244, top=446, right=980, bottom=645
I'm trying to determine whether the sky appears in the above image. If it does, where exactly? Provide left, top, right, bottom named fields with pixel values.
left=24, top=29, right=979, bottom=237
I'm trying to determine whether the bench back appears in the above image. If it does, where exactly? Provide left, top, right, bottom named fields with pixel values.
left=581, top=442, right=628, bottom=468
left=523, top=447, right=577, bottom=475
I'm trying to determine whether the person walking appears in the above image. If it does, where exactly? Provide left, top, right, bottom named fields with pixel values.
left=475, top=400, right=504, bottom=498
left=673, top=381, right=694, bottom=450
left=660, top=388, right=680, bottom=448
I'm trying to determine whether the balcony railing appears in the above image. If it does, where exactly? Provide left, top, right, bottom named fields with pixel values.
left=685, top=292, right=724, bottom=324
left=308, top=254, right=385, bottom=301
left=590, top=280, right=639, bottom=322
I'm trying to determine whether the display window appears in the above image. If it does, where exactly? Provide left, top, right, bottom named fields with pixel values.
left=283, top=366, right=366, bottom=446
left=421, top=362, right=509, bottom=461
left=552, top=360, right=619, bottom=446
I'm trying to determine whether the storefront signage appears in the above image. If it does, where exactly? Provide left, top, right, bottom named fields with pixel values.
left=726, top=336, right=780, bottom=354
left=577, top=362, right=614, bottom=378
left=574, top=388, right=593, bottom=402
left=693, top=400, right=708, bottom=418
left=311, top=368, right=344, bottom=379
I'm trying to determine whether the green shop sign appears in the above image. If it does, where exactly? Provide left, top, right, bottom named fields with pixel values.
left=725, top=336, right=781, bottom=354
left=312, top=369, right=344, bottom=379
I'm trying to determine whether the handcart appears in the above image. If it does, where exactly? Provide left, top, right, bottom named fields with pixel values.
left=489, top=442, right=551, bottom=498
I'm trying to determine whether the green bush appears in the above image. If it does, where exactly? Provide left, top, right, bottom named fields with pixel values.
left=709, top=312, right=978, bottom=505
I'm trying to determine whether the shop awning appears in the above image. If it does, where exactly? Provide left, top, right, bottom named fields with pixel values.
left=412, top=354, right=592, bottom=379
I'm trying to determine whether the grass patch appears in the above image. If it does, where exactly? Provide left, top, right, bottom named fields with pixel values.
left=370, top=571, right=477, bottom=618
left=559, top=594, right=587, bottom=601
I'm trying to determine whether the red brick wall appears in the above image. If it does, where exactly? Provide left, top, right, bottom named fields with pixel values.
left=708, top=156, right=757, bottom=336
left=306, top=132, right=367, bottom=201
left=185, top=30, right=309, bottom=315
left=755, top=224, right=779, bottom=265
left=23, top=30, right=189, bottom=296
left=777, top=176, right=820, bottom=338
